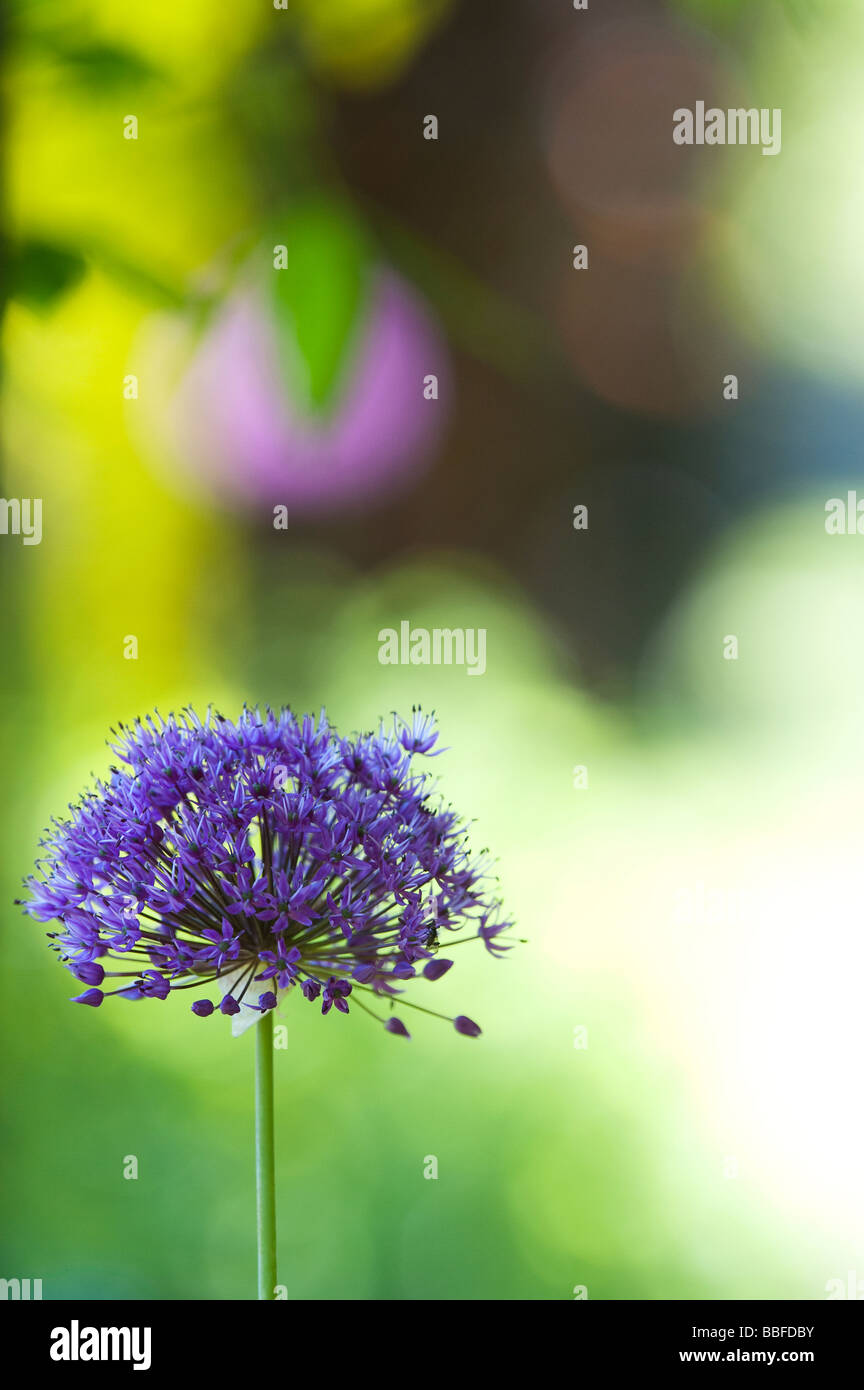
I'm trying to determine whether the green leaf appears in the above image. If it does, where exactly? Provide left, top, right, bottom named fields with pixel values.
left=8, top=239, right=87, bottom=309
left=25, top=31, right=161, bottom=92
left=268, top=195, right=372, bottom=416
left=55, top=42, right=159, bottom=91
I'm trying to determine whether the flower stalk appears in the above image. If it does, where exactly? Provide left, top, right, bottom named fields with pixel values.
left=255, top=1010, right=277, bottom=1300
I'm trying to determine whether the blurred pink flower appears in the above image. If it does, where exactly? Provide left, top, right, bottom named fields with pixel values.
left=171, top=269, right=449, bottom=516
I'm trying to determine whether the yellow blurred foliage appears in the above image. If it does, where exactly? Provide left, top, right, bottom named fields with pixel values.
left=290, top=0, right=453, bottom=90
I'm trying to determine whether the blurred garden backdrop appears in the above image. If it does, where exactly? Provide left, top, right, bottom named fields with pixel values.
left=2, top=0, right=864, bottom=1299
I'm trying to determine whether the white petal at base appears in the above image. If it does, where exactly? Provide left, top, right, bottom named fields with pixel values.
left=217, top=967, right=290, bottom=1038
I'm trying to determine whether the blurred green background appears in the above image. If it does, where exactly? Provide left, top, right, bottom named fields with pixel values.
left=2, top=0, right=863, bottom=1299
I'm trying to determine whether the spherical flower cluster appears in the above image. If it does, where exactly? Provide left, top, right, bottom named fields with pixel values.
left=20, top=707, right=512, bottom=1039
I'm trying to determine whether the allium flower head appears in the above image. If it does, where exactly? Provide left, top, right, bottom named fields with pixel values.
left=20, top=707, right=512, bottom=1038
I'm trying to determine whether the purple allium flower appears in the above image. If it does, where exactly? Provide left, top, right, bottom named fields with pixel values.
left=71, top=988, right=103, bottom=1008
left=384, top=1017, right=411, bottom=1039
left=422, top=958, right=453, bottom=981
left=171, top=270, right=449, bottom=517
left=74, top=961, right=105, bottom=986
left=21, top=706, right=512, bottom=1039
left=478, top=914, right=515, bottom=959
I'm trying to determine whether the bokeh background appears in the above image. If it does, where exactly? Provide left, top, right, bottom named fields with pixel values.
left=2, top=0, right=863, bottom=1300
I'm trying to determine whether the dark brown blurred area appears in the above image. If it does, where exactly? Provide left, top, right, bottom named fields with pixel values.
left=294, top=0, right=774, bottom=699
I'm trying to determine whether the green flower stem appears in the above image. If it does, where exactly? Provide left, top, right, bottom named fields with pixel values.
left=255, top=1010, right=277, bottom=1300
